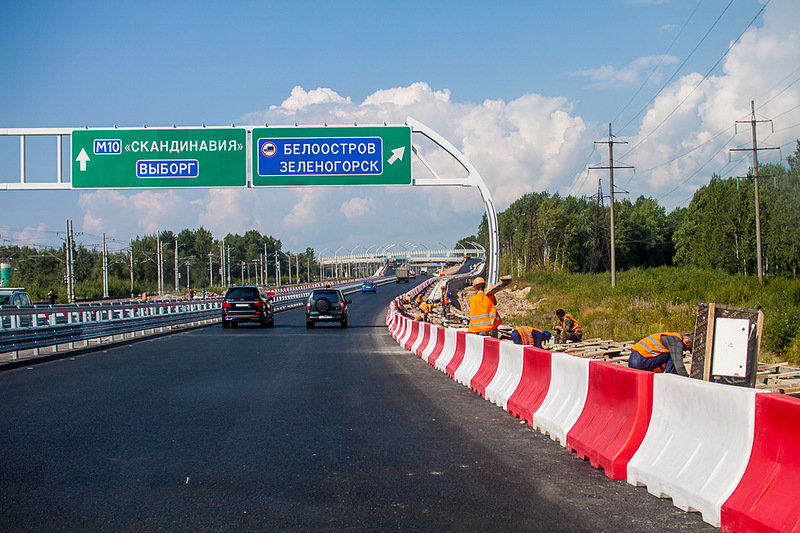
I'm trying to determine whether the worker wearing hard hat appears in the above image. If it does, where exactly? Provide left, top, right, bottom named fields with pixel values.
left=511, top=326, right=551, bottom=348
left=468, top=276, right=502, bottom=338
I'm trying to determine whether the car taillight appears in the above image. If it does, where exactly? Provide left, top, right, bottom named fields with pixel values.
left=306, top=301, right=311, bottom=310
left=222, top=301, right=232, bottom=309
left=253, top=300, right=263, bottom=308
left=340, top=301, right=346, bottom=308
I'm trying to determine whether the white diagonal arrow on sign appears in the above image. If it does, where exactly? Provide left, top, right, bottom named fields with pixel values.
left=387, top=146, right=405, bottom=165
left=76, top=148, right=90, bottom=171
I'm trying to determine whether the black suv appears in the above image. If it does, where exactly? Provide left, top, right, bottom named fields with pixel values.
left=306, top=288, right=351, bottom=328
left=221, top=286, right=274, bottom=328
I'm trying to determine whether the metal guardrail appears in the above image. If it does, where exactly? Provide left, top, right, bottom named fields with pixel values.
left=0, top=299, right=222, bottom=358
left=0, top=276, right=399, bottom=359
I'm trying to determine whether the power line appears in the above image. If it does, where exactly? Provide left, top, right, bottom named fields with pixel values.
left=620, top=1, right=771, bottom=161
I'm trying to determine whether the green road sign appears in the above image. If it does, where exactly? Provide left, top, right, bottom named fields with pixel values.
left=252, top=125, right=411, bottom=186
left=71, top=128, right=246, bottom=188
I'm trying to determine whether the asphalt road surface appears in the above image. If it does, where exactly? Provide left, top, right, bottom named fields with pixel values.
left=0, top=278, right=716, bottom=532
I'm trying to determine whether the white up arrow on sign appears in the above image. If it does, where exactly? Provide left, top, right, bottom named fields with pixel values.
left=76, top=148, right=91, bottom=171
left=387, top=146, right=405, bottom=165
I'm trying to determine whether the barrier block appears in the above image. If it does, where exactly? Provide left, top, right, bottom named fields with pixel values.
left=627, top=374, right=760, bottom=527
left=470, top=337, right=501, bottom=398
left=454, top=333, right=486, bottom=387
left=402, top=320, right=421, bottom=351
left=411, top=322, right=431, bottom=357
left=423, top=326, right=446, bottom=366
left=566, top=362, right=654, bottom=479
left=395, top=317, right=411, bottom=348
left=435, top=328, right=459, bottom=373
left=445, top=331, right=468, bottom=378
left=484, top=342, right=524, bottom=410
left=721, top=392, right=800, bottom=533
left=506, top=347, right=552, bottom=423
left=532, top=352, right=590, bottom=446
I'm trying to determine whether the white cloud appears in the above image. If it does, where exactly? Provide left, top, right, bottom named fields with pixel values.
left=340, top=197, right=374, bottom=220
left=573, top=55, right=679, bottom=89
left=623, top=0, right=800, bottom=204
left=60, top=0, right=800, bottom=252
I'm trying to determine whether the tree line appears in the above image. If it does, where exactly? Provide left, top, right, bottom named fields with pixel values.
left=1, top=228, right=316, bottom=302
left=460, top=141, right=800, bottom=280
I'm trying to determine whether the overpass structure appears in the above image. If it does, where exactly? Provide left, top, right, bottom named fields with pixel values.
left=317, top=247, right=484, bottom=279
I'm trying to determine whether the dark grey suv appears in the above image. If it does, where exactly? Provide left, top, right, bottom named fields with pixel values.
left=222, top=286, right=274, bottom=328
left=306, top=288, right=351, bottom=328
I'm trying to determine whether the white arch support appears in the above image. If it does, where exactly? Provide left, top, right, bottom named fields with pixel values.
left=407, top=116, right=499, bottom=284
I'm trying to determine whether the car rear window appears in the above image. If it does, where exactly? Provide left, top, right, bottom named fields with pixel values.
left=226, top=288, right=260, bottom=299
left=0, top=295, right=10, bottom=305
left=311, top=290, right=340, bottom=300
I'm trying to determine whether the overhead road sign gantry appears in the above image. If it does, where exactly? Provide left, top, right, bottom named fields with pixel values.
left=252, top=125, right=411, bottom=186
left=71, top=127, right=246, bottom=188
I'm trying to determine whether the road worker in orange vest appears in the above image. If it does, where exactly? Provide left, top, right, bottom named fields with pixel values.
left=553, top=308, right=582, bottom=344
left=468, top=277, right=502, bottom=338
left=628, top=332, right=692, bottom=376
left=415, top=300, right=436, bottom=321
left=511, top=326, right=551, bottom=348
left=440, top=285, right=452, bottom=316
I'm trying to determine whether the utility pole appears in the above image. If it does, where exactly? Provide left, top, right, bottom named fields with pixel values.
left=156, top=233, right=163, bottom=296
left=174, top=240, right=179, bottom=292
left=65, top=219, right=75, bottom=303
left=731, top=101, right=779, bottom=283
left=275, top=250, right=280, bottom=286
left=129, top=240, right=134, bottom=298
left=102, top=233, right=108, bottom=298
left=589, top=124, right=632, bottom=288
left=219, top=242, right=225, bottom=288
left=589, top=179, right=611, bottom=274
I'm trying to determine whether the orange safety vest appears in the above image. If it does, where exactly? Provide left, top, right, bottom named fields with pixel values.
left=441, top=287, right=451, bottom=305
left=469, top=292, right=502, bottom=333
left=514, top=326, right=543, bottom=345
left=631, top=332, right=681, bottom=359
left=560, top=312, right=582, bottom=332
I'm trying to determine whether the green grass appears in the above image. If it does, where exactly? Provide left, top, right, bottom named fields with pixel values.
left=508, top=267, right=800, bottom=364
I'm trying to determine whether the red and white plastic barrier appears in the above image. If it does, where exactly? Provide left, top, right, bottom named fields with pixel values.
left=470, top=337, right=501, bottom=399
left=566, top=361, right=654, bottom=479
left=531, top=351, right=590, bottom=445
left=506, top=347, right=552, bottom=424
left=385, top=290, right=800, bottom=531
left=434, top=327, right=460, bottom=373
left=484, top=341, right=524, bottom=411
left=626, top=374, right=761, bottom=527
left=453, top=333, right=486, bottom=387
left=721, top=392, right=800, bottom=533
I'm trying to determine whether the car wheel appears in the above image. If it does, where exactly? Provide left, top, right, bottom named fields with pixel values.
left=306, top=320, right=315, bottom=328
left=341, top=318, right=348, bottom=328
left=267, top=317, right=274, bottom=327
left=222, top=320, right=230, bottom=328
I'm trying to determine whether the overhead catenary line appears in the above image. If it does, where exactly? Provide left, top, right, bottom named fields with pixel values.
left=611, top=0, right=707, bottom=132
left=620, top=1, right=771, bottom=162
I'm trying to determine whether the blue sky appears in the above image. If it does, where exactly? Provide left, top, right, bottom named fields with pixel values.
left=1, top=0, right=798, bottom=258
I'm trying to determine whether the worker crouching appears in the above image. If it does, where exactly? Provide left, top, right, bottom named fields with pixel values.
left=628, top=332, right=692, bottom=376
left=553, top=309, right=582, bottom=344
left=511, top=326, right=551, bottom=348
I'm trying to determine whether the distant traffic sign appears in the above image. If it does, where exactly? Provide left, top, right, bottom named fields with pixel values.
left=71, top=128, right=246, bottom=188
left=252, top=125, right=411, bottom=186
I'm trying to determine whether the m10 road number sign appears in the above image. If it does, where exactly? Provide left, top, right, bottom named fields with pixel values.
left=71, top=128, right=246, bottom=188
left=252, top=125, right=411, bottom=186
